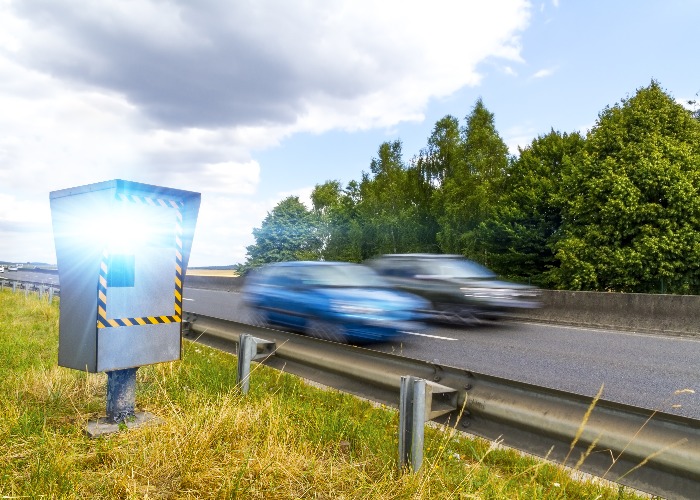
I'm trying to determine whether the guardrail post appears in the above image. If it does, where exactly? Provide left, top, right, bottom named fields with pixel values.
left=399, top=376, right=426, bottom=472
left=237, top=334, right=276, bottom=394
left=39, top=285, right=44, bottom=300
left=182, top=312, right=197, bottom=337
left=49, top=287, right=54, bottom=304
left=399, top=376, right=460, bottom=472
left=12, top=281, right=16, bottom=293
left=24, top=283, right=29, bottom=298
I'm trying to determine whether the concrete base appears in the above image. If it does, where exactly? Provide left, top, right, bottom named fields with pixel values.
left=85, top=411, right=161, bottom=438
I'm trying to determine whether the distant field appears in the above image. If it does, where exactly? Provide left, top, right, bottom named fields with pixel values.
left=186, top=268, right=239, bottom=277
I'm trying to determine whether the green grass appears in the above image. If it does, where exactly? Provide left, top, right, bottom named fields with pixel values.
left=0, top=289, right=650, bottom=499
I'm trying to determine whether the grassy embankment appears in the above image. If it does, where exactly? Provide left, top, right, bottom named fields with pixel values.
left=0, top=290, right=649, bottom=499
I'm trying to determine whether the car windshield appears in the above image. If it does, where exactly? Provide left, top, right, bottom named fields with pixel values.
left=303, top=265, right=387, bottom=287
left=420, top=258, right=496, bottom=279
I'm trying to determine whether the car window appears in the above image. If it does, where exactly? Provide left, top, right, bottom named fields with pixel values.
left=278, top=267, right=305, bottom=287
left=424, top=259, right=496, bottom=278
left=252, top=266, right=300, bottom=287
left=302, top=265, right=387, bottom=287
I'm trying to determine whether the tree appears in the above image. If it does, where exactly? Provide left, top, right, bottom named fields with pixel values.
left=436, top=99, right=510, bottom=259
left=413, top=115, right=462, bottom=253
left=416, top=115, right=462, bottom=187
left=476, top=130, right=585, bottom=284
left=361, top=140, right=407, bottom=254
left=552, top=81, right=700, bottom=292
left=311, top=179, right=343, bottom=256
left=355, top=140, right=440, bottom=258
left=238, top=196, right=321, bottom=273
left=311, top=180, right=364, bottom=262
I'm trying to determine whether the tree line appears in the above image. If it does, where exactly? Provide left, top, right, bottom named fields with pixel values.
left=239, top=81, right=700, bottom=294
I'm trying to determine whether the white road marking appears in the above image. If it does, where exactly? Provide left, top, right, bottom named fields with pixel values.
left=183, top=297, right=194, bottom=301
left=404, top=331, right=458, bottom=340
left=516, top=320, right=700, bottom=343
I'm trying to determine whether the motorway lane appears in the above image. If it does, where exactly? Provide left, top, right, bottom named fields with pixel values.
left=183, top=287, right=700, bottom=420
left=373, top=321, right=700, bottom=418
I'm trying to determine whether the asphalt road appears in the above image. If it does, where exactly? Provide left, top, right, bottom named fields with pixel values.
left=182, top=287, right=700, bottom=420
left=11, top=271, right=695, bottom=418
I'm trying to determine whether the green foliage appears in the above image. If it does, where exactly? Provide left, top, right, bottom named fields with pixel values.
left=360, top=141, right=411, bottom=255
left=417, top=115, right=462, bottom=186
left=552, top=81, right=700, bottom=292
left=436, top=99, right=511, bottom=258
left=238, top=196, right=321, bottom=273
left=311, top=180, right=365, bottom=262
left=239, top=81, right=700, bottom=294
left=312, top=141, right=439, bottom=262
left=357, top=140, right=437, bottom=256
left=475, top=130, right=585, bottom=284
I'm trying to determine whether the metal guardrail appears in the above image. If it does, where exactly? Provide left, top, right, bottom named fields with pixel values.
left=0, top=278, right=59, bottom=301
left=185, top=313, right=700, bottom=500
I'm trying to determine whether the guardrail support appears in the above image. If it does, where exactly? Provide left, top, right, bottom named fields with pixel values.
left=399, top=376, right=426, bottom=471
left=24, top=282, right=29, bottom=298
left=182, top=312, right=197, bottom=336
left=49, top=287, right=54, bottom=304
left=189, top=314, right=700, bottom=498
left=237, top=334, right=276, bottom=394
left=399, top=376, right=459, bottom=472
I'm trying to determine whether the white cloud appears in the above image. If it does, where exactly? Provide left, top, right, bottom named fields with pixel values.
left=195, top=161, right=260, bottom=195
left=503, top=124, right=540, bottom=155
left=189, top=194, right=269, bottom=266
left=277, top=186, right=316, bottom=210
left=532, top=67, right=556, bottom=79
left=0, top=0, right=532, bottom=265
left=678, top=97, right=699, bottom=114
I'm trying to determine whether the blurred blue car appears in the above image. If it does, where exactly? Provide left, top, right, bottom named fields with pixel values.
left=242, top=261, right=429, bottom=343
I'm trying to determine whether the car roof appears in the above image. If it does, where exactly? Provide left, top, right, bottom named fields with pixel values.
left=374, top=254, right=463, bottom=259
left=264, top=261, right=358, bottom=267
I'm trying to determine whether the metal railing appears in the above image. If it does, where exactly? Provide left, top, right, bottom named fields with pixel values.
left=1, top=278, right=58, bottom=302
left=185, top=313, right=700, bottom=500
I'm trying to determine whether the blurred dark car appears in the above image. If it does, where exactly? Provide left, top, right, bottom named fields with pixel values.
left=242, top=261, right=430, bottom=343
left=366, top=254, right=541, bottom=325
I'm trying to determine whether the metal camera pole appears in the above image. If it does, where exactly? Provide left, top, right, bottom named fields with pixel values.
left=106, top=368, right=137, bottom=423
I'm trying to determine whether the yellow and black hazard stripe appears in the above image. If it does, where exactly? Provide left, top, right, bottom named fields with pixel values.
left=97, top=194, right=184, bottom=329
left=174, top=203, right=183, bottom=319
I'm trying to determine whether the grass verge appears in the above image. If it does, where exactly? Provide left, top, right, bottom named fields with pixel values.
left=0, top=290, right=649, bottom=499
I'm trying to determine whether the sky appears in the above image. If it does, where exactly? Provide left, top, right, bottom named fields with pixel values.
left=1, top=0, right=698, bottom=267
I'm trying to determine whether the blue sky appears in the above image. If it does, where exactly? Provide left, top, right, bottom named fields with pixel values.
left=258, top=1, right=700, bottom=198
left=1, top=1, right=698, bottom=266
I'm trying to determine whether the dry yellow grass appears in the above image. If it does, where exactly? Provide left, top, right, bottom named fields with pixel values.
left=0, top=290, right=651, bottom=499
left=186, top=268, right=239, bottom=277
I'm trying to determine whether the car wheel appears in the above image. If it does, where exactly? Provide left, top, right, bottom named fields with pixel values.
left=432, top=303, right=479, bottom=326
left=306, top=319, right=348, bottom=344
